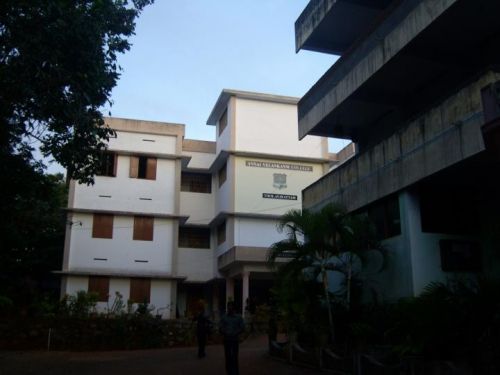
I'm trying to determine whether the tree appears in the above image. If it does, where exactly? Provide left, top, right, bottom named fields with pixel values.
left=268, top=203, right=381, bottom=343
left=0, top=0, right=153, bottom=184
left=0, top=154, right=67, bottom=310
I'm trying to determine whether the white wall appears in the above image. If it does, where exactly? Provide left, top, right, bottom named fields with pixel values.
left=64, top=276, right=173, bottom=318
left=234, top=98, right=327, bottom=158
left=108, top=131, right=177, bottom=155
left=215, top=217, right=234, bottom=256
left=234, top=156, right=323, bottom=215
left=234, top=217, right=285, bottom=248
left=150, top=280, right=173, bottom=318
left=73, top=157, right=176, bottom=214
left=183, top=151, right=216, bottom=169
left=177, top=248, right=214, bottom=282
left=68, top=213, right=175, bottom=274
left=180, top=192, right=214, bottom=225
left=215, top=158, right=233, bottom=214
left=402, top=191, right=478, bottom=295
left=64, top=276, right=88, bottom=296
left=216, top=98, right=234, bottom=154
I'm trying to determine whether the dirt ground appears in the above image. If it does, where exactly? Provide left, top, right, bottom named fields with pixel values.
left=0, top=335, right=320, bottom=375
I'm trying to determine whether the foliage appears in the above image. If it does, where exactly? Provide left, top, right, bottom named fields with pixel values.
left=386, top=278, right=500, bottom=360
left=0, top=168, right=66, bottom=310
left=60, top=291, right=98, bottom=318
left=1, top=0, right=153, bottom=184
left=268, top=203, right=381, bottom=343
left=135, top=300, right=155, bottom=316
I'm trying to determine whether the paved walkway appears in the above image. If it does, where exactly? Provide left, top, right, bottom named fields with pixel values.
left=0, top=335, right=320, bottom=375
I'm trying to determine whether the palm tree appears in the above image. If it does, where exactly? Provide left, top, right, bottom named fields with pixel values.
left=268, top=203, right=381, bottom=343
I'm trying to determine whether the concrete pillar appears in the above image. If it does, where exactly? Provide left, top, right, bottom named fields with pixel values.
left=242, top=271, right=250, bottom=316
left=225, top=278, right=234, bottom=306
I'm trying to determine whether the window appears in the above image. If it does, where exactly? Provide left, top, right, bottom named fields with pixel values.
left=130, top=156, right=156, bottom=180
left=133, top=216, right=154, bottom=241
left=367, top=195, right=401, bottom=239
left=218, top=109, right=227, bottom=136
left=217, top=221, right=226, bottom=245
left=181, top=172, right=212, bottom=193
left=92, top=214, right=113, bottom=239
left=218, top=163, right=227, bottom=187
left=97, top=152, right=117, bottom=177
left=130, top=278, right=151, bottom=303
left=179, top=227, right=211, bottom=248
left=88, top=276, right=109, bottom=302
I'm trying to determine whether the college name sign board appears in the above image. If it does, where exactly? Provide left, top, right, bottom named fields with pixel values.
left=263, top=193, right=298, bottom=200
left=246, top=160, right=313, bottom=172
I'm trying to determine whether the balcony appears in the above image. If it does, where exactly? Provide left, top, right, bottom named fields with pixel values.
left=302, top=70, right=500, bottom=212
left=297, top=0, right=500, bottom=150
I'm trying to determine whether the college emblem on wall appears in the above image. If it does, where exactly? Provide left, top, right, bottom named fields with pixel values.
left=273, top=173, right=287, bottom=189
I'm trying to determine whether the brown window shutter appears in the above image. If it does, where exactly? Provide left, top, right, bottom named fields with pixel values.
left=130, top=156, right=139, bottom=178
left=130, top=278, right=151, bottom=303
left=92, top=214, right=113, bottom=238
left=88, top=276, right=110, bottom=302
left=133, top=216, right=154, bottom=241
left=146, top=157, right=157, bottom=180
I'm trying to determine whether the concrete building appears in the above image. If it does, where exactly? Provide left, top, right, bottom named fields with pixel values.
left=58, top=89, right=349, bottom=317
left=295, top=0, right=500, bottom=300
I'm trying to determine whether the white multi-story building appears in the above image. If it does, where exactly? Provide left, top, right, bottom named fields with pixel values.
left=58, top=89, right=350, bottom=318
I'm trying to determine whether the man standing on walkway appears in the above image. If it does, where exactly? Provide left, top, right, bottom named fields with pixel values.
left=219, top=301, right=245, bottom=375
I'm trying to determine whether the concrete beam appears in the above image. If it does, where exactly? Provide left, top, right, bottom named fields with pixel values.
left=303, top=71, right=499, bottom=212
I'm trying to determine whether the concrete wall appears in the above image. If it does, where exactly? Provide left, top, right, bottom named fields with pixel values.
left=68, top=213, right=175, bottom=274
left=234, top=156, right=322, bottom=215
left=215, top=158, right=233, bottom=214
left=183, top=150, right=216, bottom=170
left=180, top=191, right=214, bottom=225
left=234, top=217, right=285, bottom=248
left=216, top=98, right=234, bottom=154
left=74, top=156, right=177, bottom=214
left=177, top=247, right=214, bottom=282
left=63, top=276, right=173, bottom=318
left=298, top=0, right=458, bottom=138
left=108, top=131, right=177, bottom=155
left=303, top=71, right=500, bottom=212
left=235, top=98, right=327, bottom=158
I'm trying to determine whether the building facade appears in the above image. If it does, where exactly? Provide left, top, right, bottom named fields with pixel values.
left=295, top=0, right=500, bottom=300
left=59, top=89, right=346, bottom=317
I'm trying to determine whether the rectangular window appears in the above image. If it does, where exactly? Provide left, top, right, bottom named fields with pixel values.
left=97, top=152, right=117, bottom=177
left=92, top=214, right=113, bottom=239
left=218, top=163, right=227, bottom=188
left=219, top=109, right=228, bottom=136
left=130, top=156, right=157, bottom=180
left=181, top=172, right=212, bottom=193
left=133, top=216, right=154, bottom=241
left=367, top=195, right=401, bottom=240
left=217, top=221, right=226, bottom=245
left=129, top=278, right=151, bottom=303
left=88, top=276, right=109, bottom=302
left=179, top=227, right=211, bottom=249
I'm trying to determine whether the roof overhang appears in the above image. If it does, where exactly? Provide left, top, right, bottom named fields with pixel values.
left=295, top=0, right=394, bottom=54
left=298, top=0, right=500, bottom=143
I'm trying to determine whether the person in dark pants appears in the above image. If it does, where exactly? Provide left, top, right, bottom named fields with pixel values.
left=193, top=308, right=211, bottom=358
left=219, top=301, right=245, bottom=375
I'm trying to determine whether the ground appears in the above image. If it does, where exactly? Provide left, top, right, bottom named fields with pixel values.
left=0, top=335, right=320, bottom=375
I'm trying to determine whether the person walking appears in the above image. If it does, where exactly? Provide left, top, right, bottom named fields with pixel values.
left=219, top=301, right=245, bottom=375
left=193, top=305, right=211, bottom=358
